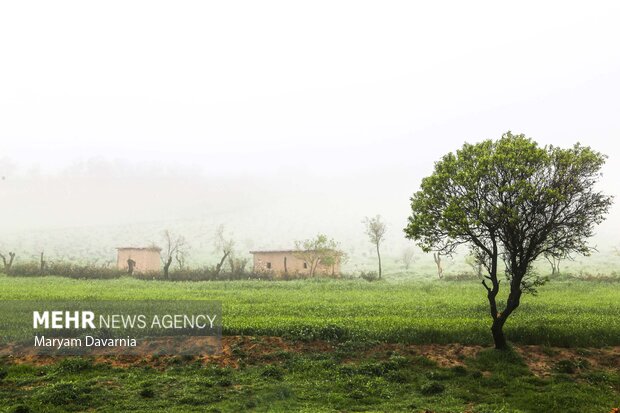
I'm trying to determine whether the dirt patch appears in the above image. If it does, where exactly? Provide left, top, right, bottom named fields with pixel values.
left=515, top=345, right=620, bottom=377
left=415, top=343, right=484, bottom=367
left=341, top=342, right=484, bottom=368
left=1, top=336, right=334, bottom=370
left=2, top=336, right=619, bottom=376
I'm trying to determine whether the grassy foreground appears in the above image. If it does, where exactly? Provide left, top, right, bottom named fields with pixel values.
left=1, top=338, right=619, bottom=413
left=0, top=275, right=618, bottom=412
left=0, top=276, right=619, bottom=347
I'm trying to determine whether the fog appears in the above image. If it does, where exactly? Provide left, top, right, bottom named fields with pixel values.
left=0, top=1, right=619, bottom=269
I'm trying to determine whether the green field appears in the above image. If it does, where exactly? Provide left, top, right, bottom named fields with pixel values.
left=0, top=275, right=619, bottom=412
left=1, top=276, right=619, bottom=347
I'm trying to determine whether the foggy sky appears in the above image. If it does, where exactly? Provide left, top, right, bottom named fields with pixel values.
left=0, top=1, right=619, bottom=255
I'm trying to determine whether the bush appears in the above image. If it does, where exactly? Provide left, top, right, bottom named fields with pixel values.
left=7, top=261, right=261, bottom=281
left=555, top=358, right=590, bottom=374
left=6, top=259, right=347, bottom=282
left=359, top=271, right=380, bottom=282
left=8, top=262, right=124, bottom=279
left=442, top=273, right=481, bottom=282
left=38, top=381, right=93, bottom=406
left=54, top=358, right=94, bottom=374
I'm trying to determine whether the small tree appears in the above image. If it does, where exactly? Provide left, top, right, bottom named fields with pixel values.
left=363, top=215, right=387, bottom=279
left=214, top=225, right=234, bottom=276
left=40, top=251, right=46, bottom=273
left=400, top=247, right=415, bottom=270
left=227, top=254, right=249, bottom=276
left=175, top=248, right=188, bottom=271
left=320, top=248, right=346, bottom=277
left=544, top=253, right=561, bottom=276
left=0, top=251, right=15, bottom=273
left=432, top=252, right=443, bottom=279
left=161, top=230, right=187, bottom=279
left=127, top=258, right=136, bottom=275
left=465, top=251, right=483, bottom=279
left=294, top=234, right=343, bottom=277
left=404, top=133, right=612, bottom=350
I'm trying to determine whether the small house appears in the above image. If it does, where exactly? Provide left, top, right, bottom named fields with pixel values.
left=250, top=250, right=341, bottom=276
left=116, top=247, right=161, bottom=274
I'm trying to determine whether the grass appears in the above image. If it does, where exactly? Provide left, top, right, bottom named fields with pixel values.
left=0, top=275, right=619, bottom=347
left=0, top=341, right=618, bottom=412
left=0, top=275, right=618, bottom=412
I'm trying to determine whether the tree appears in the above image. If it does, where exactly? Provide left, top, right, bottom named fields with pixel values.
left=363, top=215, right=387, bottom=279
left=432, top=252, right=443, bottom=279
left=40, top=251, right=46, bottom=273
left=127, top=258, right=136, bottom=275
left=175, top=248, right=188, bottom=271
left=544, top=253, right=561, bottom=276
left=161, top=230, right=187, bottom=279
left=465, top=252, right=483, bottom=279
left=400, top=247, right=415, bottom=270
left=404, top=132, right=612, bottom=350
left=214, top=225, right=234, bottom=276
left=227, top=254, right=249, bottom=276
left=0, top=251, right=15, bottom=273
left=294, top=234, right=343, bottom=277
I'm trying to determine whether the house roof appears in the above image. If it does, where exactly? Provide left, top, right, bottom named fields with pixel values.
left=249, top=250, right=298, bottom=254
left=249, top=249, right=338, bottom=254
left=116, top=247, right=162, bottom=252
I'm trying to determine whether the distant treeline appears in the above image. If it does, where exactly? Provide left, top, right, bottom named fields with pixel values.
left=5, top=261, right=616, bottom=282
left=3, top=261, right=344, bottom=281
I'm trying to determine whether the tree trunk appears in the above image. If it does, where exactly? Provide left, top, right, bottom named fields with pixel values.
left=376, top=243, right=382, bottom=279
left=1, top=252, right=15, bottom=273
left=163, top=256, right=172, bottom=279
left=310, top=259, right=319, bottom=277
left=481, top=239, right=512, bottom=350
left=214, top=251, right=230, bottom=276
left=491, top=318, right=508, bottom=350
left=490, top=266, right=524, bottom=351
left=433, top=253, right=443, bottom=279
left=40, top=252, right=46, bottom=273
left=127, top=258, right=136, bottom=275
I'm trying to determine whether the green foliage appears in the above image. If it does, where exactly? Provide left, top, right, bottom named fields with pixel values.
left=294, top=233, right=345, bottom=276
left=54, top=358, right=94, bottom=374
left=359, top=270, right=380, bottom=282
left=37, top=380, right=96, bottom=407
left=555, top=358, right=590, bottom=374
left=405, top=131, right=612, bottom=289
left=138, top=386, right=155, bottom=398
left=363, top=215, right=387, bottom=246
left=261, top=365, right=285, bottom=380
left=420, top=380, right=445, bottom=395
left=363, top=215, right=387, bottom=277
left=9, top=405, right=30, bottom=413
